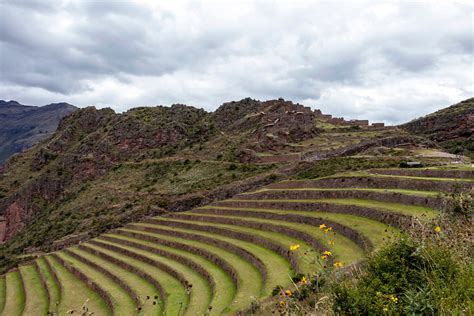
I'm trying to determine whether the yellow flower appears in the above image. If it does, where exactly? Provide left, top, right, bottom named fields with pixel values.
left=389, top=295, right=398, bottom=303
left=383, top=307, right=389, bottom=312
left=328, top=240, right=335, bottom=245
left=323, top=250, right=332, bottom=256
left=290, top=244, right=300, bottom=251
left=279, top=300, right=285, bottom=306
left=300, top=276, right=308, bottom=284
left=321, top=255, right=328, bottom=260
left=434, top=226, right=442, bottom=233
left=333, top=261, right=343, bottom=268
left=324, top=227, right=333, bottom=233
left=285, top=290, right=293, bottom=297
left=319, top=223, right=327, bottom=229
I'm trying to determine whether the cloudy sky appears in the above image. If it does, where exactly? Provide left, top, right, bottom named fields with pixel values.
left=0, top=0, right=472, bottom=124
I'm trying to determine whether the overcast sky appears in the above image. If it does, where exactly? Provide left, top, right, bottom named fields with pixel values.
left=0, top=0, right=472, bottom=124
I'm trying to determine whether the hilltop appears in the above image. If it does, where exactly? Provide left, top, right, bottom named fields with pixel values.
left=0, top=100, right=77, bottom=164
left=401, top=98, right=474, bottom=157
left=0, top=97, right=470, bottom=274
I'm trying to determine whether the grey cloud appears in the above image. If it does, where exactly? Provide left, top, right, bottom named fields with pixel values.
left=0, top=0, right=472, bottom=124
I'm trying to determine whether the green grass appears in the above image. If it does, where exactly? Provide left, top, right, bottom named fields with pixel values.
left=84, top=240, right=194, bottom=316
left=57, top=251, right=136, bottom=315
left=332, top=171, right=474, bottom=182
left=19, top=264, right=48, bottom=316
left=0, top=276, right=5, bottom=314
left=231, top=198, right=438, bottom=218
left=246, top=188, right=443, bottom=197
left=36, top=257, right=61, bottom=314
left=183, top=213, right=366, bottom=266
left=3, top=270, right=25, bottom=316
left=204, top=206, right=399, bottom=249
left=104, top=232, right=234, bottom=316
left=68, top=246, right=163, bottom=316
left=46, top=255, right=110, bottom=315
left=121, top=225, right=269, bottom=312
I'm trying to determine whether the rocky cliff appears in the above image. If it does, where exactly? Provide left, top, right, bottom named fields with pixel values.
left=0, top=100, right=77, bottom=163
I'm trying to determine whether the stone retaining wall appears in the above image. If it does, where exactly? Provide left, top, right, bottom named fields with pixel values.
left=237, top=190, right=442, bottom=209
left=369, top=169, right=474, bottom=179
left=78, top=243, right=166, bottom=308
left=50, top=253, right=114, bottom=314
left=267, top=176, right=471, bottom=192
left=33, top=260, right=50, bottom=313
left=141, top=218, right=299, bottom=273
left=213, top=200, right=414, bottom=229
left=91, top=235, right=215, bottom=297
left=43, top=257, right=63, bottom=307
left=192, top=208, right=373, bottom=252
left=114, top=228, right=241, bottom=289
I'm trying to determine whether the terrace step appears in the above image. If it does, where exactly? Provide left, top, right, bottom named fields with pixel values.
left=2, top=270, right=25, bottom=316
left=369, top=168, right=474, bottom=179
left=236, top=189, right=442, bottom=208
left=119, top=225, right=275, bottom=312
left=46, top=255, right=111, bottom=315
left=36, top=257, right=61, bottom=315
left=198, top=206, right=398, bottom=249
left=267, top=175, right=473, bottom=192
left=0, top=276, right=4, bottom=314
left=19, top=264, right=49, bottom=316
left=83, top=239, right=193, bottom=315
left=69, top=246, right=163, bottom=315
left=213, top=199, right=433, bottom=228
left=102, top=232, right=235, bottom=315
left=57, top=250, right=137, bottom=315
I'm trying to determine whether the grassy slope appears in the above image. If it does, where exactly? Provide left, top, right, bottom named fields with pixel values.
left=57, top=251, right=136, bottom=315
left=36, top=257, right=61, bottom=314
left=46, top=256, right=109, bottom=315
left=19, top=264, right=48, bottom=316
left=0, top=276, right=4, bottom=314
left=82, top=241, right=192, bottom=316
left=121, top=226, right=266, bottom=312
left=205, top=206, right=398, bottom=249
left=189, top=211, right=367, bottom=264
left=247, top=188, right=442, bottom=197
left=104, top=232, right=234, bottom=315
left=68, top=246, right=163, bottom=316
left=3, top=270, right=25, bottom=316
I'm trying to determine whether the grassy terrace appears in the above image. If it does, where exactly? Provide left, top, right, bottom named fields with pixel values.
left=325, top=171, right=474, bottom=182
left=36, top=257, right=61, bottom=315
left=57, top=251, right=136, bottom=315
left=0, top=276, right=5, bottom=314
left=142, top=218, right=316, bottom=275
left=68, top=246, right=163, bottom=315
left=228, top=198, right=438, bottom=218
left=120, top=225, right=268, bottom=313
left=199, top=206, right=398, bottom=249
left=45, top=256, right=109, bottom=315
left=102, top=232, right=235, bottom=315
left=184, top=212, right=366, bottom=265
left=19, top=264, right=48, bottom=316
left=3, top=270, right=25, bottom=316
left=245, top=187, right=443, bottom=197
left=83, top=241, right=188, bottom=315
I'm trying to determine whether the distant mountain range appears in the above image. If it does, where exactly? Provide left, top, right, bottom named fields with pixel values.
left=0, top=100, right=77, bottom=163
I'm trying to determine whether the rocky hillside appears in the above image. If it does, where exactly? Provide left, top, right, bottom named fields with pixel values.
left=0, top=98, right=464, bottom=273
left=0, top=100, right=77, bottom=164
left=401, top=98, right=474, bottom=157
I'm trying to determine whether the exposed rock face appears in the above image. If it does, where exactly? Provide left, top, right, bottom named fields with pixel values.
left=0, top=100, right=77, bottom=164
left=401, top=98, right=474, bottom=155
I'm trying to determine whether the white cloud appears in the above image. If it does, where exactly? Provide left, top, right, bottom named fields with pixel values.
left=0, top=0, right=472, bottom=124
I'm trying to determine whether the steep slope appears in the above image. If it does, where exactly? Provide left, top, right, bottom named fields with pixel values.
left=401, top=98, right=474, bottom=157
left=0, top=101, right=77, bottom=164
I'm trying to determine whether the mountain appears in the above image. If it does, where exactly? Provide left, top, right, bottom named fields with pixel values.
left=0, top=97, right=463, bottom=273
left=0, top=100, right=77, bottom=164
left=401, top=98, right=474, bottom=157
